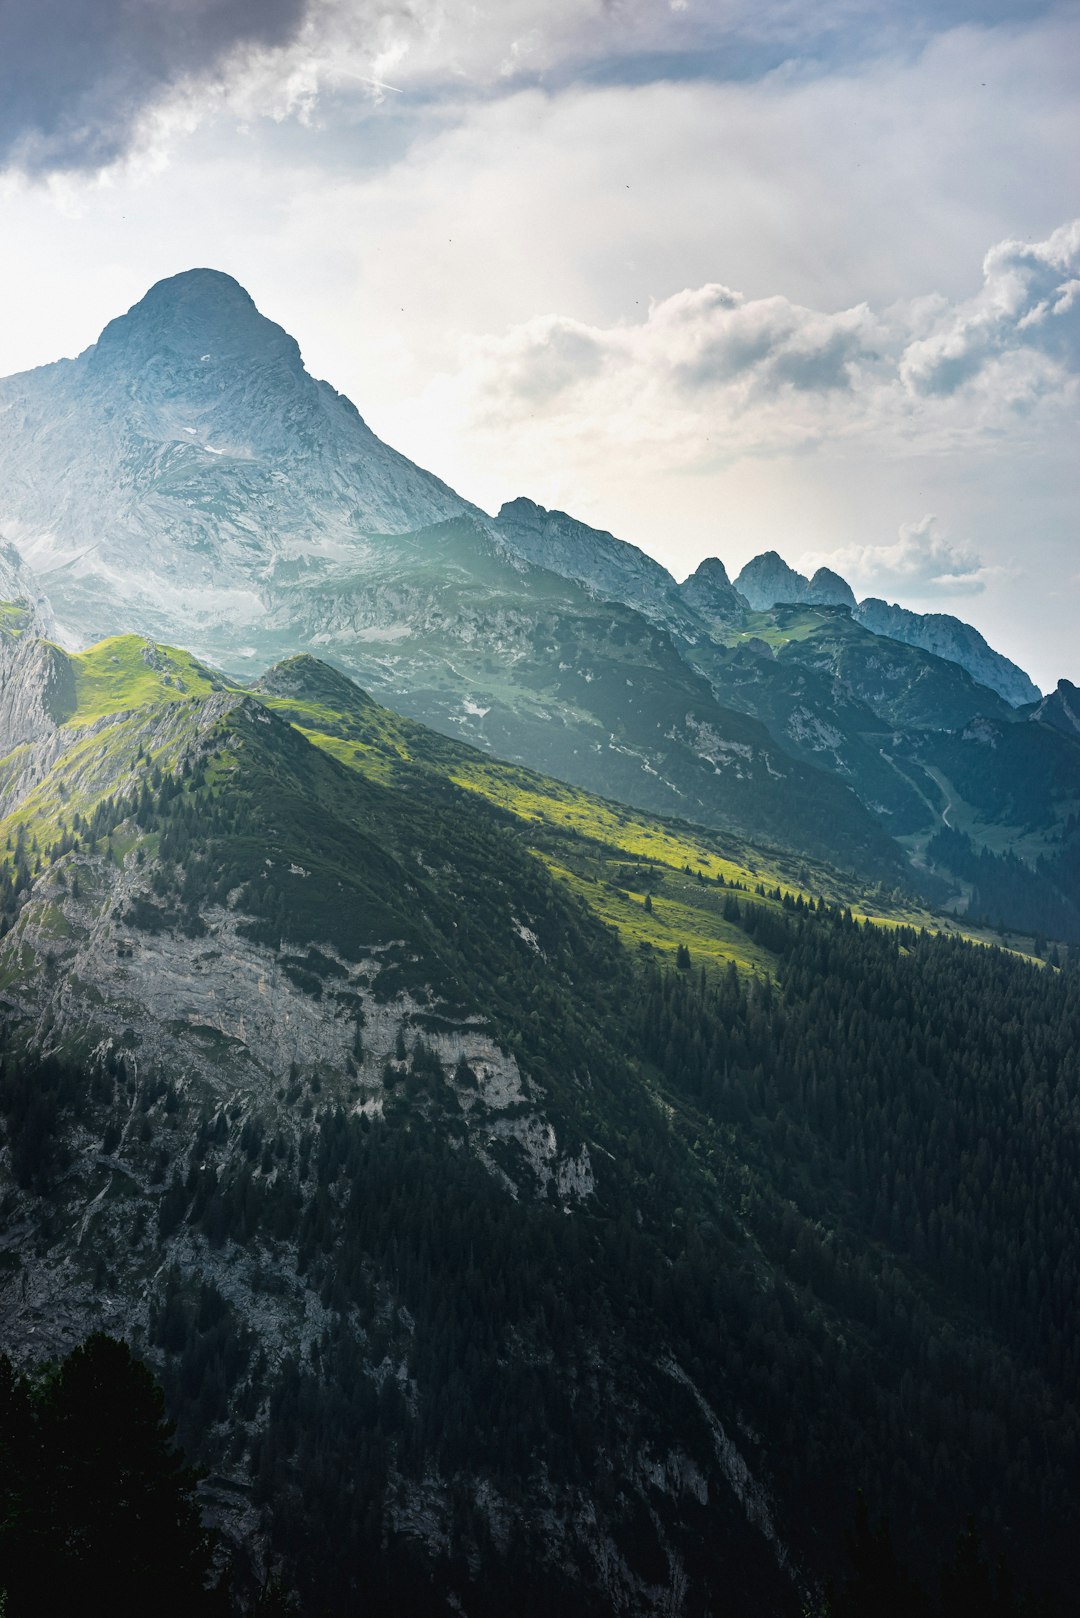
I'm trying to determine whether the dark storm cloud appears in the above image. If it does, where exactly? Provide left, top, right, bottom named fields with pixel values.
left=0, top=0, right=312, bottom=173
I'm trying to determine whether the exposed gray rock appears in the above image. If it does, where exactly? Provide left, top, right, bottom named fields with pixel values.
left=854, top=597, right=1040, bottom=707
left=0, top=269, right=478, bottom=647
left=807, top=567, right=856, bottom=610
left=734, top=552, right=856, bottom=612
left=0, top=628, right=74, bottom=754
left=734, top=552, right=810, bottom=611
left=677, top=557, right=749, bottom=628
left=494, top=496, right=695, bottom=632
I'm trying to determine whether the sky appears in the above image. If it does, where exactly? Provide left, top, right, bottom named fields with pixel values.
left=0, top=0, right=1076, bottom=690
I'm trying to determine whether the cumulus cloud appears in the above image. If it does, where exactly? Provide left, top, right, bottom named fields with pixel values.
left=411, top=217, right=1080, bottom=480
left=901, top=219, right=1080, bottom=399
left=0, top=0, right=319, bottom=174
left=667, top=286, right=879, bottom=394
left=412, top=219, right=1076, bottom=482
left=447, top=281, right=888, bottom=463
left=804, top=516, right=993, bottom=600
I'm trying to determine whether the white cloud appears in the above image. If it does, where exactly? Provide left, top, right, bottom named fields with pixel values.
left=901, top=219, right=1080, bottom=399
left=803, top=515, right=994, bottom=600
left=397, top=219, right=1078, bottom=485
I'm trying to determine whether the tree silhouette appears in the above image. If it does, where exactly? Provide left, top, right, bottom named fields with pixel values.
left=0, top=1335, right=218, bottom=1617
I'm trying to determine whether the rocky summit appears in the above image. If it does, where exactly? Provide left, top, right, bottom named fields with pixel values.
left=853, top=596, right=1041, bottom=707
left=0, top=269, right=473, bottom=646
left=734, top=552, right=855, bottom=613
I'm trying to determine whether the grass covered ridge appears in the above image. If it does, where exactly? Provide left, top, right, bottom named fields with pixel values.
left=0, top=630, right=1046, bottom=985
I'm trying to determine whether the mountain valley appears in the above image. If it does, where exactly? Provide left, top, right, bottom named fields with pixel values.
left=0, top=270, right=1075, bottom=948
left=0, top=272, right=1079, bottom=1616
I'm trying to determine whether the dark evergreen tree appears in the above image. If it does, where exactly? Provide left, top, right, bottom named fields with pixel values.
left=0, top=1335, right=218, bottom=1617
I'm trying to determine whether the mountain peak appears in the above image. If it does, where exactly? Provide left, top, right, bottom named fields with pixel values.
left=91, top=267, right=302, bottom=370
left=687, top=556, right=734, bottom=587
left=679, top=555, right=748, bottom=626
left=735, top=552, right=856, bottom=612
left=807, top=567, right=856, bottom=610
left=497, top=496, right=545, bottom=525
left=254, top=653, right=377, bottom=714
left=735, top=551, right=809, bottom=610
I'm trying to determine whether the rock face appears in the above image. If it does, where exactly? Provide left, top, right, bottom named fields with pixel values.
left=0, top=268, right=475, bottom=645
left=0, top=622, right=74, bottom=755
left=493, top=496, right=693, bottom=630
left=678, top=557, right=750, bottom=628
left=854, top=598, right=1040, bottom=707
left=734, top=552, right=810, bottom=611
left=1026, top=678, right=1080, bottom=739
left=807, top=567, right=857, bottom=610
left=734, top=553, right=856, bottom=612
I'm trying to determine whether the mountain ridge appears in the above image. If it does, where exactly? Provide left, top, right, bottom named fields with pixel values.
left=1, top=608, right=1078, bottom=1613
left=0, top=267, right=1074, bottom=942
left=0, top=267, right=1038, bottom=700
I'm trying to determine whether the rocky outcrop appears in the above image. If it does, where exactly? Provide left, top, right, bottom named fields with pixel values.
left=807, top=566, right=856, bottom=609
left=734, top=552, right=857, bottom=612
left=493, top=496, right=695, bottom=631
left=734, top=552, right=810, bottom=611
left=1026, top=678, right=1080, bottom=740
left=0, top=631, right=75, bottom=755
left=854, top=598, right=1040, bottom=707
left=678, top=557, right=749, bottom=628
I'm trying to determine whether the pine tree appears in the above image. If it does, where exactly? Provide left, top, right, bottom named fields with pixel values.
left=13, top=1335, right=219, bottom=1617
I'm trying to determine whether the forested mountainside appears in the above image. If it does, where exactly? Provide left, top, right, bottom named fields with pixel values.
left=0, top=612, right=1077, bottom=1616
left=0, top=268, right=1077, bottom=946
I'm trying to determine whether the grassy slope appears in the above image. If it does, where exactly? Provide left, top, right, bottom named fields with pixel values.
left=255, top=656, right=1041, bottom=971
left=67, top=635, right=227, bottom=721
left=0, top=636, right=227, bottom=854
left=0, top=626, right=1046, bottom=983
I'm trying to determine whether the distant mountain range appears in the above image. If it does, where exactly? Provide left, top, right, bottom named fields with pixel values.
left=0, top=268, right=1076, bottom=939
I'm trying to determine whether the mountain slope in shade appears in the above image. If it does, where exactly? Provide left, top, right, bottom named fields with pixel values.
left=0, top=620, right=1079, bottom=1612
left=249, top=516, right=906, bottom=880
left=1025, top=678, right=1080, bottom=740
